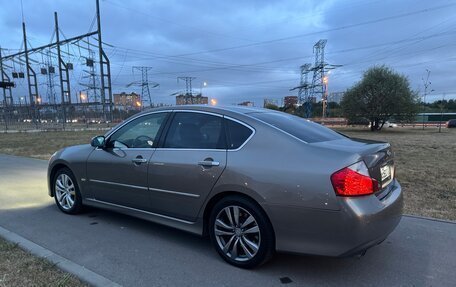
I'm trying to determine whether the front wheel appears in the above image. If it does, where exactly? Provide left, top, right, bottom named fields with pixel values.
left=53, top=168, right=83, bottom=214
left=209, top=196, right=275, bottom=268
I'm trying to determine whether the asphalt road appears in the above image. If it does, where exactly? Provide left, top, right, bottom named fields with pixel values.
left=0, top=154, right=455, bottom=287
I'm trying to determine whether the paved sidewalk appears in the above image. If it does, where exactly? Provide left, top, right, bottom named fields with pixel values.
left=0, top=154, right=455, bottom=287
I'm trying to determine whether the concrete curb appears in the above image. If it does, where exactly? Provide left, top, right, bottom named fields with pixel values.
left=0, top=225, right=122, bottom=287
left=403, top=214, right=456, bottom=224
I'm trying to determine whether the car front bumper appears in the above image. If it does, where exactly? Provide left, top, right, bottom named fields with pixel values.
left=263, top=179, right=403, bottom=256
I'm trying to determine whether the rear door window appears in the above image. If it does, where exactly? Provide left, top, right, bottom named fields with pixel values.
left=225, top=119, right=253, bottom=149
left=163, top=112, right=226, bottom=149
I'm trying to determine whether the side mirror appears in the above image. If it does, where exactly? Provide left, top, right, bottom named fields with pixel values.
left=90, top=136, right=106, bottom=148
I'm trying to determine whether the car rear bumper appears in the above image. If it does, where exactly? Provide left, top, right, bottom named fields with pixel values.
left=263, top=179, right=403, bottom=256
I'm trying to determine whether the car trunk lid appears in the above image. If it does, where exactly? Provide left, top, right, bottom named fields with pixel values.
left=310, top=138, right=395, bottom=196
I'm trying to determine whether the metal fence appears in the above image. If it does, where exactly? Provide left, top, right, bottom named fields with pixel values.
left=0, top=103, right=140, bottom=132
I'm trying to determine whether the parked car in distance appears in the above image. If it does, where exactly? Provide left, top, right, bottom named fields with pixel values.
left=47, top=105, right=403, bottom=268
left=446, top=119, right=456, bottom=128
left=386, top=121, right=398, bottom=128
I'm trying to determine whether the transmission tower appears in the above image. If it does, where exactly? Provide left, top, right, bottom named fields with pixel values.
left=44, top=50, right=57, bottom=105
left=129, top=67, right=159, bottom=108
left=290, top=63, right=312, bottom=117
left=176, top=76, right=196, bottom=104
left=177, top=76, right=196, bottom=95
left=80, top=49, right=99, bottom=109
left=309, top=39, right=327, bottom=118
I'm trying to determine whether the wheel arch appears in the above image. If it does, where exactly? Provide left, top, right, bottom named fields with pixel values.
left=202, top=191, right=276, bottom=244
left=49, top=163, right=71, bottom=197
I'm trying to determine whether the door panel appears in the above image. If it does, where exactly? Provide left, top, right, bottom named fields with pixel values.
left=87, top=148, right=154, bottom=210
left=147, top=111, right=227, bottom=221
left=148, top=150, right=226, bottom=221
left=86, top=112, right=169, bottom=211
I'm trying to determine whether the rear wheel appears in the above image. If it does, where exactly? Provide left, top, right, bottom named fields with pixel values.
left=209, top=195, right=274, bottom=268
left=53, top=168, right=83, bottom=214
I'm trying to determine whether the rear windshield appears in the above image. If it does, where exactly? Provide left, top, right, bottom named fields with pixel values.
left=250, top=112, right=345, bottom=143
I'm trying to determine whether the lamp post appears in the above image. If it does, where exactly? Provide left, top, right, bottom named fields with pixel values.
left=80, top=92, right=87, bottom=127
left=422, top=69, right=433, bottom=130
left=200, top=81, right=207, bottom=96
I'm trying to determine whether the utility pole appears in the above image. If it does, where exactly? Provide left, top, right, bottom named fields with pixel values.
left=422, top=69, right=433, bottom=130
left=439, top=93, right=446, bottom=133
left=23, top=22, right=39, bottom=126
left=55, top=12, right=68, bottom=128
left=97, top=0, right=113, bottom=122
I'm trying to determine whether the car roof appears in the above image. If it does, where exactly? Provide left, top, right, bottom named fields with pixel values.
left=139, top=105, right=268, bottom=116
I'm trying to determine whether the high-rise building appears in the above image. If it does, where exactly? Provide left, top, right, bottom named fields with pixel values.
left=176, top=94, right=208, bottom=105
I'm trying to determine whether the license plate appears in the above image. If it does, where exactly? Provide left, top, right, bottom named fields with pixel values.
left=380, top=165, right=391, bottom=182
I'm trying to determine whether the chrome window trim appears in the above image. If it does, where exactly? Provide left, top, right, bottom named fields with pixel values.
left=171, top=109, right=223, bottom=117
left=148, top=187, right=200, bottom=198
left=89, top=179, right=149, bottom=190
left=224, top=116, right=256, bottom=152
left=85, top=198, right=195, bottom=225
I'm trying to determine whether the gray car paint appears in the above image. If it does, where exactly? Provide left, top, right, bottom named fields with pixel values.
left=48, top=105, right=403, bottom=256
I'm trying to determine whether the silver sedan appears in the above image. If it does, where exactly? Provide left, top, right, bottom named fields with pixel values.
left=48, top=105, right=403, bottom=268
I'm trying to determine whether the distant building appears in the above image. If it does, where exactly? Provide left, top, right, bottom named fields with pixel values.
left=113, top=92, right=141, bottom=111
left=284, top=96, right=298, bottom=107
left=263, top=98, right=280, bottom=107
left=176, top=94, right=208, bottom=105
left=238, top=101, right=254, bottom=107
left=329, top=92, right=344, bottom=104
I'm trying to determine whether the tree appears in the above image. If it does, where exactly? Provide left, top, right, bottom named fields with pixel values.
left=341, top=65, right=419, bottom=131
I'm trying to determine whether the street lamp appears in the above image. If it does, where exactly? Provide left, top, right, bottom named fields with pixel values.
left=210, top=98, right=217, bottom=106
left=201, top=81, right=208, bottom=95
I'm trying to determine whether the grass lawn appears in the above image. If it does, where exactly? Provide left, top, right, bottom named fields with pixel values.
left=0, top=126, right=455, bottom=221
left=0, top=237, right=86, bottom=287
left=0, top=130, right=102, bottom=160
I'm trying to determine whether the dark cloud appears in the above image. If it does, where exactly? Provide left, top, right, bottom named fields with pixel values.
left=1, top=0, right=455, bottom=105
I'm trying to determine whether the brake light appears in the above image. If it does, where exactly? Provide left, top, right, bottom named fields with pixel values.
left=331, top=161, right=378, bottom=196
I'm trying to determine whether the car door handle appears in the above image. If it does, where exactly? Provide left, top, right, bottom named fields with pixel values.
left=198, top=160, right=220, bottom=167
left=132, top=158, right=148, bottom=164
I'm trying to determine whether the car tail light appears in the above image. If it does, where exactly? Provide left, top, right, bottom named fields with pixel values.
left=331, top=161, right=378, bottom=196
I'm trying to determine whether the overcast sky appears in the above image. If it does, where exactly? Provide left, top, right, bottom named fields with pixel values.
left=1, top=0, right=455, bottom=106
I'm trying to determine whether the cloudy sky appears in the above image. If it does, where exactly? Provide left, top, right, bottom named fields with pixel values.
left=1, top=0, right=455, bottom=106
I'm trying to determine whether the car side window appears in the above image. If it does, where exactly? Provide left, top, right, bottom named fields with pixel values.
left=163, top=112, right=226, bottom=149
left=225, top=119, right=253, bottom=150
left=108, top=113, right=168, bottom=148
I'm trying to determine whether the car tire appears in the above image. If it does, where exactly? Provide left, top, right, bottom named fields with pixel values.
left=53, top=168, right=83, bottom=214
left=209, top=195, right=275, bottom=268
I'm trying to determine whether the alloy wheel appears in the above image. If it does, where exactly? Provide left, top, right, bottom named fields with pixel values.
left=55, top=173, right=76, bottom=210
left=214, top=205, right=261, bottom=262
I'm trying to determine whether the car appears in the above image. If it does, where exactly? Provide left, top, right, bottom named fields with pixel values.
left=386, top=121, right=398, bottom=128
left=446, top=119, right=456, bottom=128
left=47, top=105, right=403, bottom=268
